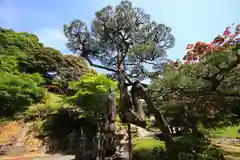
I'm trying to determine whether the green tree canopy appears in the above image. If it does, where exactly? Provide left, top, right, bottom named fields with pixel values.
left=0, top=72, right=45, bottom=117
left=67, top=73, right=119, bottom=119
left=64, top=0, right=174, bottom=81
left=0, top=27, right=93, bottom=81
left=146, top=27, right=240, bottom=159
left=64, top=1, right=176, bottom=158
left=149, top=43, right=240, bottom=131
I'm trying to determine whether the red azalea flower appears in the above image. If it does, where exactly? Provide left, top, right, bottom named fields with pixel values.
left=186, top=44, right=194, bottom=50
left=206, top=43, right=212, bottom=48
left=223, top=30, right=231, bottom=37
left=188, top=55, right=194, bottom=60
left=195, top=41, right=202, bottom=45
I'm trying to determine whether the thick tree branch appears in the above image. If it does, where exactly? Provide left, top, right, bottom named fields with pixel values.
left=131, top=82, right=174, bottom=144
left=198, top=50, right=240, bottom=90
left=85, top=57, right=117, bottom=72
left=75, top=39, right=118, bottom=72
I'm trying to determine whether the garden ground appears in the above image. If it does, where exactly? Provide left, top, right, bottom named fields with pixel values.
left=1, top=122, right=240, bottom=160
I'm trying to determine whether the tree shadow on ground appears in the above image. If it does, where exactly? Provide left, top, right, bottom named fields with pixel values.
left=39, top=108, right=97, bottom=155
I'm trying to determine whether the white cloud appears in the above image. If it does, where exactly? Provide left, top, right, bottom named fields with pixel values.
left=34, top=28, right=69, bottom=52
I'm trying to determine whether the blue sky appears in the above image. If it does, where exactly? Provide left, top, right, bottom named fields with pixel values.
left=0, top=0, right=239, bottom=70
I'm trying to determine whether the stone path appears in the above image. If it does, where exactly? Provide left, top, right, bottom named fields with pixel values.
left=1, top=154, right=75, bottom=160
left=213, top=138, right=240, bottom=160
left=33, top=154, right=74, bottom=160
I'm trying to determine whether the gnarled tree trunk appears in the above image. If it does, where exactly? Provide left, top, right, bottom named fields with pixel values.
left=74, top=88, right=118, bottom=160
left=130, top=82, right=177, bottom=159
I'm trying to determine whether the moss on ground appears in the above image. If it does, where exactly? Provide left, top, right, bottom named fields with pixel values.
left=133, top=137, right=165, bottom=150
left=213, top=126, right=240, bottom=138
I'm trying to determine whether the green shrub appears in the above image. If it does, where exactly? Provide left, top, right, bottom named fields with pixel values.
left=0, top=55, right=19, bottom=73
left=0, top=27, right=92, bottom=82
left=198, top=146, right=224, bottom=160
left=0, top=27, right=42, bottom=53
left=24, top=92, right=62, bottom=121
left=67, top=73, right=119, bottom=118
left=213, top=126, right=240, bottom=138
left=38, top=107, right=84, bottom=138
left=0, top=72, right=45, bottom=117
left=133, top=138, right=165, bottom=160
left=133, top=146, right=165, bottom=160
left=175, top=133, right=224, bottom=160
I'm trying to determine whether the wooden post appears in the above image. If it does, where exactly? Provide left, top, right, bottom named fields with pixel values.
left=127, top=123, right=132, bottom=160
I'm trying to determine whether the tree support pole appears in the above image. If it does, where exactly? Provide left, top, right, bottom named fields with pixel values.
left=127, top=123, right=132, bottom=160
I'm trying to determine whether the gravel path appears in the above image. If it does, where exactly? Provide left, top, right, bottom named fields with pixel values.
left=1, top=154, right=75, bottom=160
left=33, top=154, right=75, bottom=160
